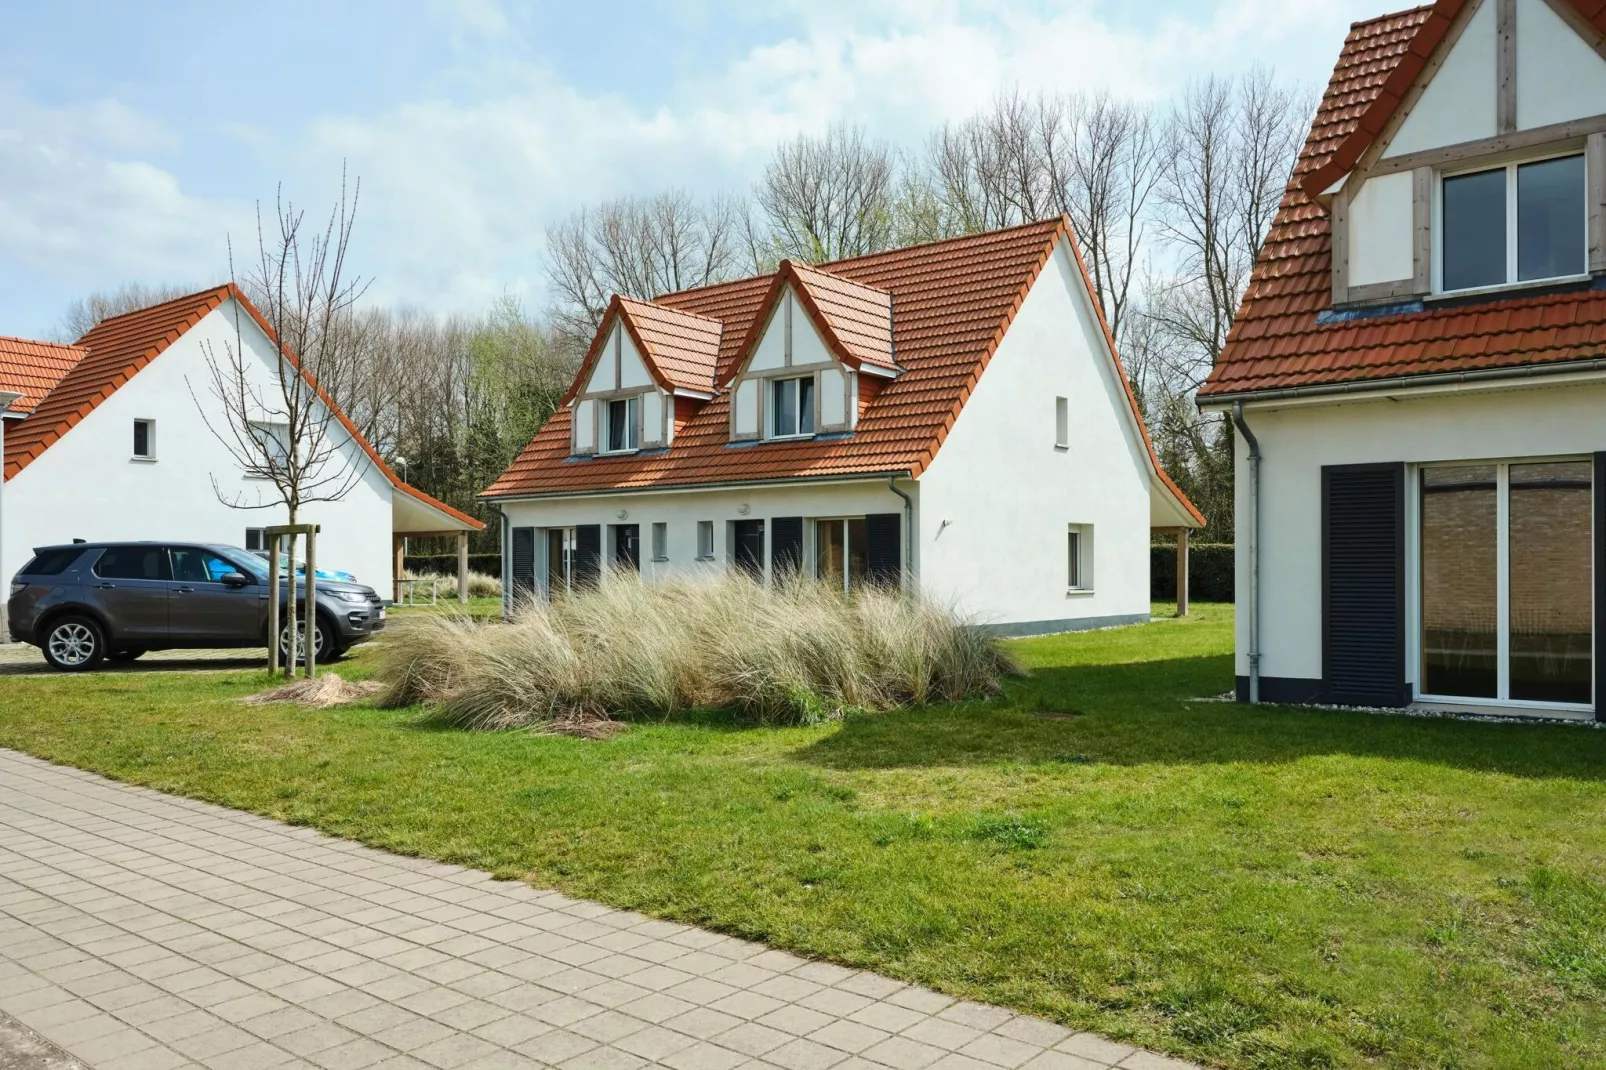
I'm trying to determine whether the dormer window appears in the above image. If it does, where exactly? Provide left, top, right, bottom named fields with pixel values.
left=605, top=397, right=639, bottom=453
left=769, top=376, right=815, bottom=439
left=1440, top=153, right=1585, bottom=293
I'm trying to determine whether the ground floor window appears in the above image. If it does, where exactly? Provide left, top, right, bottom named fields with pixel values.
left=613, top=524, right=640, bottom=572
left=1420, top=460, right=1592, bottom=705
left=815, top=518, right=868, bottom=593
left=546, top=528, right=572, bottom=595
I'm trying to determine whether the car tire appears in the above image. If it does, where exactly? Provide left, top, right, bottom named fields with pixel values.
left=42, top=615, right=107, bottom=672
left=279, top=615, right=335, bottom=665
left=108, top=648, right=146, bottom=663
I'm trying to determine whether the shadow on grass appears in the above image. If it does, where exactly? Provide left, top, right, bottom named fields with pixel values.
left=796, top=654, right=1606, bottom=782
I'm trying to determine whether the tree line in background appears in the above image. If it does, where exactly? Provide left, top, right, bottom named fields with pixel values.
left=59, top=71, right=1311, bottom=553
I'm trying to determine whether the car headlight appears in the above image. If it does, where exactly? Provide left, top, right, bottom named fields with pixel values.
left=8, top=581, right=24, bottom=596
left=331, top=591, right=368, bottom=604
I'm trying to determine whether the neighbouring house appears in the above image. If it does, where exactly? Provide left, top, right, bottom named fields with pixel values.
left=1199, top=0, right=1606, bottom=719
left=482, top=219, right=1204, bottom=635
left=0, top=286, right=482, bottom=626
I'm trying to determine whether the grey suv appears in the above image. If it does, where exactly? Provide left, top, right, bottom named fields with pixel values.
left=7, top=542, right=386, bottom=671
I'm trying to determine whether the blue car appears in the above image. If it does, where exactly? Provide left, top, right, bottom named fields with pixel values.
left=248, top=550, right=358, bottom=584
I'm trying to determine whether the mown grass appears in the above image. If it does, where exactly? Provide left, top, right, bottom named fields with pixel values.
left=2, top=603, right=1605, bottom=1069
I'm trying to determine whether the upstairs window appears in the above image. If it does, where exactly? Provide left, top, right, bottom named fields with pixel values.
left=1054, top=397, right=1068, bottom=449
left=606, top=397, right=639, bottom=453
left=770, top=376, right=815, bottom=438
left=1441, top=153, right=1585, bottom=293
left=132, top=418, right=155, bottom=460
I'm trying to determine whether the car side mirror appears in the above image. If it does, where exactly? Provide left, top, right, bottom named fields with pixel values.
left=220, top=572, right=251, bottom=588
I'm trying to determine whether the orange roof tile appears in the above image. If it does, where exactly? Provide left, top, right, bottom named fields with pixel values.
left=1201, top=2, right=1606, bottom=400
left=2, top=286, right=482, bottom=530
left=727, top=260, right=897, bottom=378
left=563, top=296, right=723, bottom=405
left=0, top=336, right=86, bottom=415
left=483, top=220, right=1205, bottom=526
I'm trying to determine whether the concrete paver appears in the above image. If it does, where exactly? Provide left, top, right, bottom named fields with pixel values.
left=0, top=749, right=1202, bottom=1070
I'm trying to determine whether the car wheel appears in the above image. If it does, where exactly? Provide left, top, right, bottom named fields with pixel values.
left=42, top=615, right=106, bottom=672
left=278, top=616, right=334, bottom=665
left=108, top=648, right=146, bottom=663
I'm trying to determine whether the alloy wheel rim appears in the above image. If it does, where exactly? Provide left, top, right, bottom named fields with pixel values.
left=279, top=622, right=325, bottom=659
left=48, top=623, right=96, bottom=666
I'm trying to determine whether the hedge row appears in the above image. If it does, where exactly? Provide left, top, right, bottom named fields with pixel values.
left=405, top=553, right=503, bottom=576
left=1151, top=542, right=1234, bottom=602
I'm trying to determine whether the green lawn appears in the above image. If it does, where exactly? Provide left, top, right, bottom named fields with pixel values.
left=2, top=604, right=1605, bottom=1069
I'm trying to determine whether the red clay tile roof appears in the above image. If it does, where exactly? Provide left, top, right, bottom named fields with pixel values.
left=0, top=337, right=86, bottom=416
left=2, top=286, right=482, bottom=530
left=484, top=220, right=1205, bottom=526
left=731, top=260, right=898, bottom=377
left=564, top=296, right=723, bottom=404
left=1200, top=2, right=1606, bottom=400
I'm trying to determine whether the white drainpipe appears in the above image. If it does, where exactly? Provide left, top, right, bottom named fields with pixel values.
left=1233, top=401, right=1262, bottom=704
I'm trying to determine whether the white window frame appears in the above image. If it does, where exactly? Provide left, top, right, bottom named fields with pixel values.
left=1054, top=397, right=1069, bottom=449
left=132, top=418, right=156, bottom=461
left=650, top=522, right=668, bottom=562
left=1410, top=456, right=1594, bottom=712
left=603, top=396, right=640, bottom=454
left=1434, top=149, right=1589, bottom=296
left=246, top=421, right=291, bottom=478
left=696, top=520, right=716, bottom=561
left=1066, top=524, right=1093, bottom=594
left=766, top=374, right=816, bottom=440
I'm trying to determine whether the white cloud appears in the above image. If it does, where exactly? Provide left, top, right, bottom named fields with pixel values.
left=0, top=0, right=1376, bottom=333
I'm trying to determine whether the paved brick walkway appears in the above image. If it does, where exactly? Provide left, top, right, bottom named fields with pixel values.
left=0, top=750, right=1199, bottom=1070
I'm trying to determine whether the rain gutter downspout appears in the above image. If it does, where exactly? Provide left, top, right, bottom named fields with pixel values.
left=1232, top=401, right=1262, bottom=704
left=886, top=475, right=914, bottom=590
left=482, top=501, right=512, bottom=619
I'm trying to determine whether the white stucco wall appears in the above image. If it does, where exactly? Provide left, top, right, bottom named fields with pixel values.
left=1517, top=0, right=1606, bottom=131
left=1, top=299, right=396, bottom=592
left=916, top=238, right=1155, bottom=631
left=1348, top=172, right=1416, bottom=285
left=1225, top=378, right=1606, bottom=686
left=1383, top=0, right=1497, bottom=158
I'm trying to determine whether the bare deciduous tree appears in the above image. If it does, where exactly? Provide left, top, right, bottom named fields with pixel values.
left=191, top=173, right=370, bottom=673
left=54, top=283, right=198, bottom=343
left=756, top=124, right=897, bottom=263
left=545, top=190, right=742, bottom=354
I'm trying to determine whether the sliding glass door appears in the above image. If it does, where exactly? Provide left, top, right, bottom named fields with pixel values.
left=1419, top=460, right=1592, bottom=706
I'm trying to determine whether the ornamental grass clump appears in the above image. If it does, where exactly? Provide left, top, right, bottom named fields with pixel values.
left=377, top=571, right=1020, bottom=731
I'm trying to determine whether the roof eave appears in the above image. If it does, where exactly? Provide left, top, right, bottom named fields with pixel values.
left=1198, top=356, right=1606, bottom=409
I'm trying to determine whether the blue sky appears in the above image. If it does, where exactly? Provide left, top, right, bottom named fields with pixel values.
left=0, top=0, right=1382, bottom=339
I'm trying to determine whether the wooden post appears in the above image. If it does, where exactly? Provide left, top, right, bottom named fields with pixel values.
left=457, top=531, right=470, bottom=605
left=305, top=527, right=318, bottom=680
left=1175, top=527, right=1190, bottom=618
left=267, top=548, right=281, bottom=675
left=392, top=533, right=405, bottom=604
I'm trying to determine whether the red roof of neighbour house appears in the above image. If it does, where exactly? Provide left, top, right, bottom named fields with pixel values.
left=484, top=219, right=1206, bottom=526
left=0, top=337, right=86, bottom=416
left=1, top=285, right=482, bottom=530
left=1199, top=1, right=1606, bottom=400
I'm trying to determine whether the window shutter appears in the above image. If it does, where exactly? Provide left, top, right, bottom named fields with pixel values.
left=574, top=525, right=602, bottom=589
left=511, top=528, right=536, bottom=597
left=1322, top=463, right=1407, bottom=706
left=1595, top=453, right=1605, bottom=721
left=865, top=513, right=902, bottom=587
left=771, top=517, right=803, bottom=580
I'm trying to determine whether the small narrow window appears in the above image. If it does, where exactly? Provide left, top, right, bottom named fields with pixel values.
left=1067, top=525, right=1092, bottom=591
left=696, top=520, right=715, bottom=560
left=1054, top=397, right=1069, bottom=449
left=606, top=397, right=639, bottom=452
left=769, top=376, right=815, bottom=438
left=132, top=419, right=155, bottom=459
left=651, top=522, right=668, bottom=562
left=245, top=529, right=265, bottom=551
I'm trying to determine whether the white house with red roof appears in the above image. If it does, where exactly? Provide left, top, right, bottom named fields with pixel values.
left=1200, top=0, right=1606, bottom=719
left=483, top=220, right=1204, bottom=635
left=0, top=287, right=481, bottom=621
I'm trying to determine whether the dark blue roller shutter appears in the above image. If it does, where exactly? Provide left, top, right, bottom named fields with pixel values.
left=1322, top=463, right=1407, bottom=706
left=1595, top=453, right=1605, bottom=722
left=771, top=517, right=803, bottom=581
left=574, top=524, right=602, bottom=589
left=865, top=513, right=901, bottom=587
left=510, top=528, right=536, bottom=596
